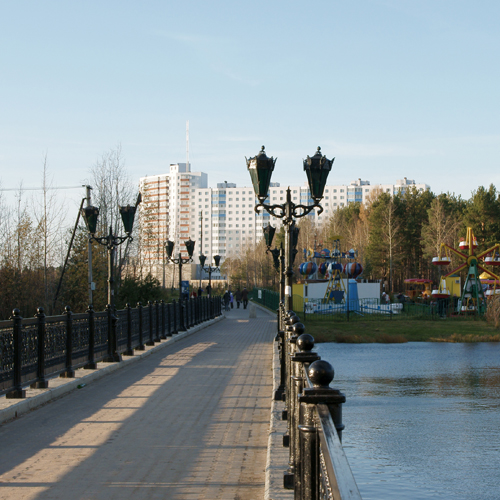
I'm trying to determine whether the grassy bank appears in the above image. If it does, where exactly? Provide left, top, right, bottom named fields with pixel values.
left=297, top=315, right=500, bottom=343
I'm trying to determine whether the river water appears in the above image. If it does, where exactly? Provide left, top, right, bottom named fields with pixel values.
left=316, top=342, right=500, bottom=500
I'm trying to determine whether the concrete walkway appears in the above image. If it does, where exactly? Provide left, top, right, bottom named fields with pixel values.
left=0, top=305, right=276, bottom=500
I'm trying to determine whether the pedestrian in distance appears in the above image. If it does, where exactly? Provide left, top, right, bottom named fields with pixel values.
left=241, top=287, right=249, bottom=309
left=230, top=291, right=234, bottom=309
left=198, top=286, right=203, bottom=297
left=235, top=289, right=242, bottom=308
left=223, top=290, right=230, bottom=311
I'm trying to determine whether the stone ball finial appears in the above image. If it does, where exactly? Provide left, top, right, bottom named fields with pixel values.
left=297, top=333, right=314, bottom=352
left=285, top=314, right=299, bottom=326
left=36, top=306, right=45, bottom=316
left=308, top=360, right=335, bottom=387
left=291, top=322, right=305, bottom=337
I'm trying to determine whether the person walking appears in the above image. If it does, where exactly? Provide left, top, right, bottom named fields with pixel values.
left=230, top=291, right=234, bottom=309
left=241, top=287, right=249, bottom=309
left=223, top=290, right=230, bottom=311
left=198, top=286, right=203, bottom=297
left=235, top=289, right=242, bottom=308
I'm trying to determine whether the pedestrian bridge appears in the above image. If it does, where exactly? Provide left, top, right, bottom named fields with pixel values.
left=0, top=303, right=360, bottom=499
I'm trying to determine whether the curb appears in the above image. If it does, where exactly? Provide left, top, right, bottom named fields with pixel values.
left=264, top=339, right=294, bottom=500
left=0, top=315, right=225, bottom=426
left=255, top=300, right=294, bottom=500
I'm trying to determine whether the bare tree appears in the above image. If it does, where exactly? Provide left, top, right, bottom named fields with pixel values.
left=89, top=145, right=135, bottom=235
left=31, top=155, right=66, bottom=310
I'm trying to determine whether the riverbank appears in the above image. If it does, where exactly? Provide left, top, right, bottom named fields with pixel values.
left=298, top=316, right=500, bottom=343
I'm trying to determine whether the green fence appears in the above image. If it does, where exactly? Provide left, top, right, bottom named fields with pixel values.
left=251, top=288, right=280, bottom=311
left=250, top=288, right=486, bottom=321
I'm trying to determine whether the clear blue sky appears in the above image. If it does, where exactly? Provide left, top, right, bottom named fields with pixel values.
left=1, top=0, right=499, bottom=213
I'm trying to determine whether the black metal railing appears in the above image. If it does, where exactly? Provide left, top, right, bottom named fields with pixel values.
left=276, top=303, right=362, bottom=500
left=0, top=296, right=222, bottom=398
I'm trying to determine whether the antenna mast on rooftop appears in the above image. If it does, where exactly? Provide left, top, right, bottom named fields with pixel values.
left=186, top=120, right=190, bottom=171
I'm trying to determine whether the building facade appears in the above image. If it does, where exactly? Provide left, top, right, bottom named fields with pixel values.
left=139, top=167, right=429, bottom=283
left=138, top=163, right=207, bottom=285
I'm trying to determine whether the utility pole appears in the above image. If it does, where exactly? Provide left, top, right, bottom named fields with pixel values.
left=85, top=185, right=94, bottom=306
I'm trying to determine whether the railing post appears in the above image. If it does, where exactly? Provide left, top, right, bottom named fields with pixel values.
left=84, top=304, right=97, bottom=368
left=154, top=300, right=161, bottom=342
left=298, top=360, right=346, bottom=500
left=136, top=302, right=145, bottom=350
left=160, top=300, right=167, bottom=339
left=103, top=304, right=121, bottom=362
left=172, top=299, right=178, bottom=334
left=283, top=320, right=306, bottom=489
left=290, top=334, right=320, bottom=497
left=123, top=303, right=134, bottom=356
left=31, top=307, right=49, bottom=388
left=61, top=306, right=75, bottom=378
left=146, top=301, right=155, bottom=345
left=283, top=314, right=300, bottom=428
left=178, top=298, right=185, bottom=332
left=6, top=309, right=26, bottom=399
left=274, top=328, right=286, bottom=401
left=166, top=302, right=172, bottom=337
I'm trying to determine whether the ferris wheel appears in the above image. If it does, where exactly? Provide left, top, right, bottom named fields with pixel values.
left=432, top=227, right=500, bottom=314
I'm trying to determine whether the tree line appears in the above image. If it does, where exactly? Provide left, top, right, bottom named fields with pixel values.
left=2, top=145, right=499, bottom=319
left=222, top=184, right=500, bottom=294
left=0, top=147, right=170, bottom=320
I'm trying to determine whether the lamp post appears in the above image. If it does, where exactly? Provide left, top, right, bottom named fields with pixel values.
left=199, top=254, right=221, bottom=297
left=166, top=238, right=195, bottom=331
left=247, top=146, right=333, bottom=311
left=264, top=224, right=286, bottom=302
left=81, top=201, right=138, bottom=362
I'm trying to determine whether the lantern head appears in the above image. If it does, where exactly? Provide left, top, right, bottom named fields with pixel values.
left=246, top=146, right=276, bottom=203
left=264, top=224, right=276, bottom=248
left=81, top=206, right=100, bottom=235
left=165, top=240, right=174, bottom=258
left=303, top=147, right=334, bottom=202
left=199, top=254, right=207, bottom=268
left=184, top=238, right=195, bottom=257
left=119, top=204, right=137, bottom=235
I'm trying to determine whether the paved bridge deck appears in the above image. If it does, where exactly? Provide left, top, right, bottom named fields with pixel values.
left=0, top=305, right=277, bottom=500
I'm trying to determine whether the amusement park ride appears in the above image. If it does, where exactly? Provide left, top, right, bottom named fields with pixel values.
left=299, top=239, right=362, bottom=304
left=432, top=227, right=500, bottom=314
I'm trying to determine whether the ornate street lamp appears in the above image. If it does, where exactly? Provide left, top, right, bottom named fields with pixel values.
left=247, top=146, right=334, bottom=310
left=199, top=254, right=221, bottom=297
left=166, top=238, right=195, bottom=331
left=264, top=224, right=285, bottom=302
left=81, top=200, right=139, bottom=362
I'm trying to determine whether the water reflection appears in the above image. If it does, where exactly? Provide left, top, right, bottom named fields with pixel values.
left=317, top=342, right=500, bottom=500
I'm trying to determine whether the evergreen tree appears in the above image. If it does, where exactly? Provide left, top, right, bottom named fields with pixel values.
left=463, top=184, right=500, bottom=249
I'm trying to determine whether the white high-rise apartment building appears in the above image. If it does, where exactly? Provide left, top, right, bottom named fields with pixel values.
left=188, top=177, right=430, bottom=260
left=139, top=163, right=207, bottom=283
left=139, top=166, right=429, bottom=279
